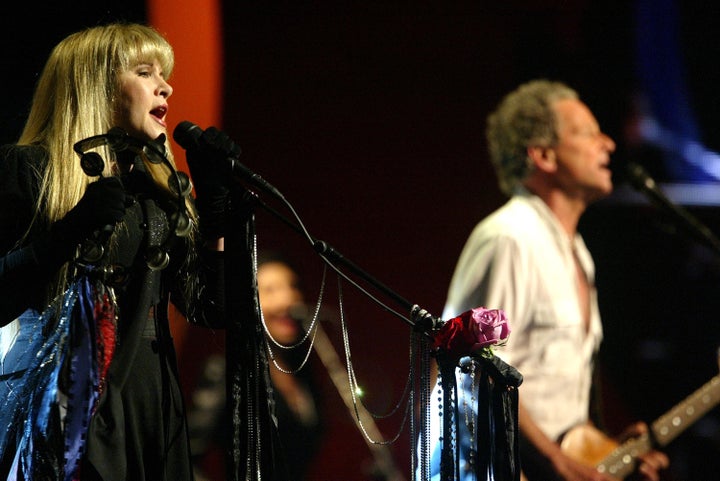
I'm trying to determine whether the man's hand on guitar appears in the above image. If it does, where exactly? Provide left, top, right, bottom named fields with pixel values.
left=560, top=421, right=670, bottom=481
left=615, top=422, right=669, bottom=481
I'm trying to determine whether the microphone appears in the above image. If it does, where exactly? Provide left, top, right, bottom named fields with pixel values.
left=173, top=121, right=282, bottom=199
left=625, top=162, right=673, bottom=211
left=288, top=304, right=314, bottom=331
left=288, top=303, right=340, bottom=332
left=625, top=162, right=720, bottom=256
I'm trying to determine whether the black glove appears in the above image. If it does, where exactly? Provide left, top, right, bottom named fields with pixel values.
left=186, top=126, right=236, bottom=239
left=50, top=176, right=127, bottom=257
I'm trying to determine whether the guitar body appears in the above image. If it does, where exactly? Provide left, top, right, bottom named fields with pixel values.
left=561, top=424, right=620, bottom=468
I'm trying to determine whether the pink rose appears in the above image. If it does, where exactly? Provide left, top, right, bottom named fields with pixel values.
left=466, top=307, right=511, bottom=349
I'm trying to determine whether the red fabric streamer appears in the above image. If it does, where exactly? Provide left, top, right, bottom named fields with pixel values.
left=93, top=289, right=117, bottom=400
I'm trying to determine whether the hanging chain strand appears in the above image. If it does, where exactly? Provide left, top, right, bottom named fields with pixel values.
left=249, top=223, right=260, bottom=479
left=265, top=264, right=328, bottom=349
left=263, top=263, right=328, bottom=375
left=337, top=276, right=413, bottom=446
left=410, top=332, right=417, bottom=481
left=419, top=332, right=432, bottom=481
left=411, top=328, right=432, bottom=481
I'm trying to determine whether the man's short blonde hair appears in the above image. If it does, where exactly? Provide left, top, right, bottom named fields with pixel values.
left=486, top=80, right=578, bottom=195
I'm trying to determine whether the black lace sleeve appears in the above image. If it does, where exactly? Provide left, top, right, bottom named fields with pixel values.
left=186, top=246, right=226, bottom=328
left=167, top=185, right=259, bottom=329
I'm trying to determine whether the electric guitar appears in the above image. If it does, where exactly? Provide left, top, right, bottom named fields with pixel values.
left=560, top=374, right=720, bottom=479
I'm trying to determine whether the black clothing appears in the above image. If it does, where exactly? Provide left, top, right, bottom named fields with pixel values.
left=270, top=357, right=324, bottom=481
left=0, top=144, right=224, bottom=480
left=189, top=349, right=324, bottom=481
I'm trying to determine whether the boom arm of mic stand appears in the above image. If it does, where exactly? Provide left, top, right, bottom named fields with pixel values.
left=626, top=162, right=720, bottom=258
left=248, top=193, right=442, bottom=335
left=665, top=201, right=720, bottom=258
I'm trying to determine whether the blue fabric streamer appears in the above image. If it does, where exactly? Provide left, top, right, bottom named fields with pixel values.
left=2, top=283, right=74, bottom=480
left=0, top=272, right=108, bottom=480
left=62, top=275, right=100, bottom=481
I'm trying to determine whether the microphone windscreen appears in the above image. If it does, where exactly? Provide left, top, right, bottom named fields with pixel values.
left=625, top=161, right=657, bottom=192
left=173, top=121, right=203, bottom=150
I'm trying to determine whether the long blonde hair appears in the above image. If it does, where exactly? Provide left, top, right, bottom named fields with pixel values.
left=19, top=23, right=197, bottom=297
left=20, top=22, right=180, bottom=223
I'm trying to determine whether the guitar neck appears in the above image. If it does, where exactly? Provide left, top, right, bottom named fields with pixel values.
left=651, top=374, right=720, bottom=446
left=597, top=374, right=720, bottom=479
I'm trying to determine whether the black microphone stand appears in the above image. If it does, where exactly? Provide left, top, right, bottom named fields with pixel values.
left=222, top=177, right=441, bottom=481
left=220, top=163, right=520, bottom=481
left=249, top=191, right=440, bottom=333
left=625, top=162, right=720, bottom=259
left=224, top=185, right=278, bottom=481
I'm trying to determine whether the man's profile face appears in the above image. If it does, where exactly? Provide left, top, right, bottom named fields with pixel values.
left=550, top=98, right=616, bottom=203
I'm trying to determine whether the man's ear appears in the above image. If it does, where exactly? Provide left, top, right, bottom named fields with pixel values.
left=527, top=145, right=557, bottom=174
